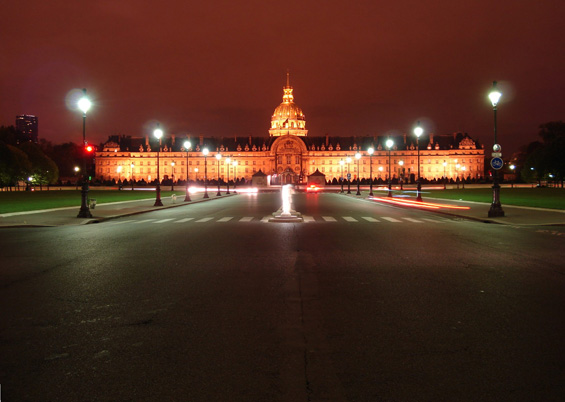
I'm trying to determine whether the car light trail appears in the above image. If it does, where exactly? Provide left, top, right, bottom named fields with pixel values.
left=370, top=197, right=471, bottom=210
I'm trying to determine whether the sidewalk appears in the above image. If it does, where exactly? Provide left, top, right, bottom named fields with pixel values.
left=0, top=193, right=232, bottom=228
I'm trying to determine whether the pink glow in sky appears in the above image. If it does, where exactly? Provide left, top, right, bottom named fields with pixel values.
left=1, top=0, right=564, bottom=154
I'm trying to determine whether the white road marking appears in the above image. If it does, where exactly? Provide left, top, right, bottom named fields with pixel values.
left=362, top=217, right=379, bottom=222
left=153, top=218, right=174, bottom=224
left=322, top=216, right=337, bottom=222
left=422, top=218, right=445, bottom=223
left=381, top=217, right=402, bottom=223
left=261, top=216, right=271, bottom=222
left=195, top=217, right=213, bottom=223
left=175, top=218, right=194, bottom=223
left=343, top=216, right=358, bottom=222
left=403, top=217, right=423, bottom=223
left=239, top=217, right=254, bottom=222
left=109, top=220, right=135, bottom=225
left=303, top=215, right=315, bottom=222
left=217, top=217, right=233, bottom=222
left=132, top=219, right=157, bottom=224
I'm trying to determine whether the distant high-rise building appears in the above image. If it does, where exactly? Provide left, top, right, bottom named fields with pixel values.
left=16, top=115, right=38, bottom=143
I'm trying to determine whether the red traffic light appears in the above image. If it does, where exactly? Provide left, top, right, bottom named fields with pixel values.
left=85, top=145, right=94, bottom=153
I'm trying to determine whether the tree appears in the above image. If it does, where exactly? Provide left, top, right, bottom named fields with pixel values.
left=0, top=142, right=32, bottom=189
left=522, top=122, right=565, bottom=186
left=19, top=142, right=59, bottom=188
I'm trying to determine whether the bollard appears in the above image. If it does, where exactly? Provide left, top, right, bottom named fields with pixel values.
left=89, top=199, right=97, bottom=209
left=171, top=194, right=177, bottom=204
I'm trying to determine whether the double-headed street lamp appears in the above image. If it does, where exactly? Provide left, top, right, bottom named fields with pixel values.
left=443, top=161, right=447, bottom=189
left=339, top=159, right=345, bottom=193
left=414, top=121, right=423, bottom=202
left=183, top=140, right=191, bottom=202
left=346, top=156, right=352, bottom=194
left=225, top=157, right=231, bottom=194
left=367, top=147, right=374, bottom=196
left=203, top=148, right=210, bottom=199
left=232, top=160, right=238, bottom=192
left=488, top=81, right=505, bottom=217
left=216, top=153, right=222, bottom=196
left=355, top=152, right=362, bottom=196
left=77, top=89, right=92, bottom=218
left=153, top=125, right=164, bottom=206
left=386, top=138, right=394, bottom=197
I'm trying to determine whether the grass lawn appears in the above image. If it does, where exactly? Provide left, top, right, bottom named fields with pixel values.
left=0, top=189, right=179, bottom=214
left=423, top=187, right=565, bottom=210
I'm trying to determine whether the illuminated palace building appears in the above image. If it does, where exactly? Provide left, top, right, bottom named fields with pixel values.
left=95, top=77, right=484, bottom=184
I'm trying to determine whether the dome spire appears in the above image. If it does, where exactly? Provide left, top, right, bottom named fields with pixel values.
left=282, top=69, right=294, bottom=103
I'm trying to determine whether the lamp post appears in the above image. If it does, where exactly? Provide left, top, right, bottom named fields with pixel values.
left=153, top=125, right=164, bottom=206
left=171, top=161, right=175, bottom=191
left=232, top=160, right=238, bottom=193
left=74, top=166, right=80, bottom=190
left=355, top=152, right=362, bottom=195
left=130, top=163, right=135, bottom=190
left=216, top=153, right=222, bottom=196
left=488, top=81, right=505, bottom=217
left=461, top=166, right=466, bottom=189
left=367, top=148, right=374, bottom=196
left=339, top=159, right=345, bottom=193
left=346, top=156, right=352, bottom=194
left=414, top=121, right=423, bottom=202
left=456, top=163, right=460, bottom=189
left=510, top=164, right=515, bottom=188
left=203, top=148, right=209, bottom=198
left=226, top=157, right=231, bottom=194
left=443, top=161, right=447, bottom=189
left=183, top=140, right=191, bottom=202
left=398, top=160, right=404, bottom=190
left=386, top=138, right=394, bottom=197
left=77, top=88, right=92, bottom=218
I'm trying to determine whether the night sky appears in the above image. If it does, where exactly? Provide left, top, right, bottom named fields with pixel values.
left=2, top=0, right=564, bottom=155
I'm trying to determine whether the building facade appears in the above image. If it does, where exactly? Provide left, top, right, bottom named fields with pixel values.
left=95, top=79, right=484, bottom=184
left=15, top=115, right=38, bottom=143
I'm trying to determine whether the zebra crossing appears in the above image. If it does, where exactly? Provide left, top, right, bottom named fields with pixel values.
left=107, top=215, right=459, bottom=225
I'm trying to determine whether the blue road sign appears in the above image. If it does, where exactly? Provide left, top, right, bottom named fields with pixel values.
left=490, top=157, right=504, bottom=170
left=346, top=173, right=351, bottom=180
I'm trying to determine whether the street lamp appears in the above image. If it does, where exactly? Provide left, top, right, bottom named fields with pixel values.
left=216, top=153, right=222, bottom=196
left=346, top=156, right=352, bottom=194
left=171, top=161, right=175, bottom=191
left=203, top=148, right=209, bottom=199
left=74, top=166, right=80, bottom=190
left=183, top=140, right=191, bottom=202
left=414, top=121, right=423, bottom=202
left=153, top=125, right=164, bottom=206
left=367, top=147, right=374, bottom=196
left=398, top=160, right=404, bottom=190
left=232, top=160, right=238, bottom=192
left=461, top=166, right=466, bottom=189
left=510, top=164, right=515, bottom=188
left=226, top=157, right=231, bottom=194
left=456, top=163, right=460, bottom=189
left=355, top=152, right=362, bottom=195
left=386, top=138, right=394, bottom=197
left=443, top=161, right=447, bottom=189
left=488, top=81, right=505, bottom=217
left=130, top=163, right=135, bottom=190
left=77, top=88, right=92, bottom=218
left=339, top=159, right=345, bottom=193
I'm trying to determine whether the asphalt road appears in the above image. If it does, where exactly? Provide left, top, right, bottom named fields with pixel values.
left=1, top=193, right=564, bottom=401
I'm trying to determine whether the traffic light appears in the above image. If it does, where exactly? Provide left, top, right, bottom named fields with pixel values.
left=85, top=144, right=94, bottom=153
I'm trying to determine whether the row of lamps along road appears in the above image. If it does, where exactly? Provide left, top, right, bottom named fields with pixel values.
left=75, top=82, right=504, bottom=218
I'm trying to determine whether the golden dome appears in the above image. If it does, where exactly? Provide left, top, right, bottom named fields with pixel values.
left=269, top=72, right=308, bottom=137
